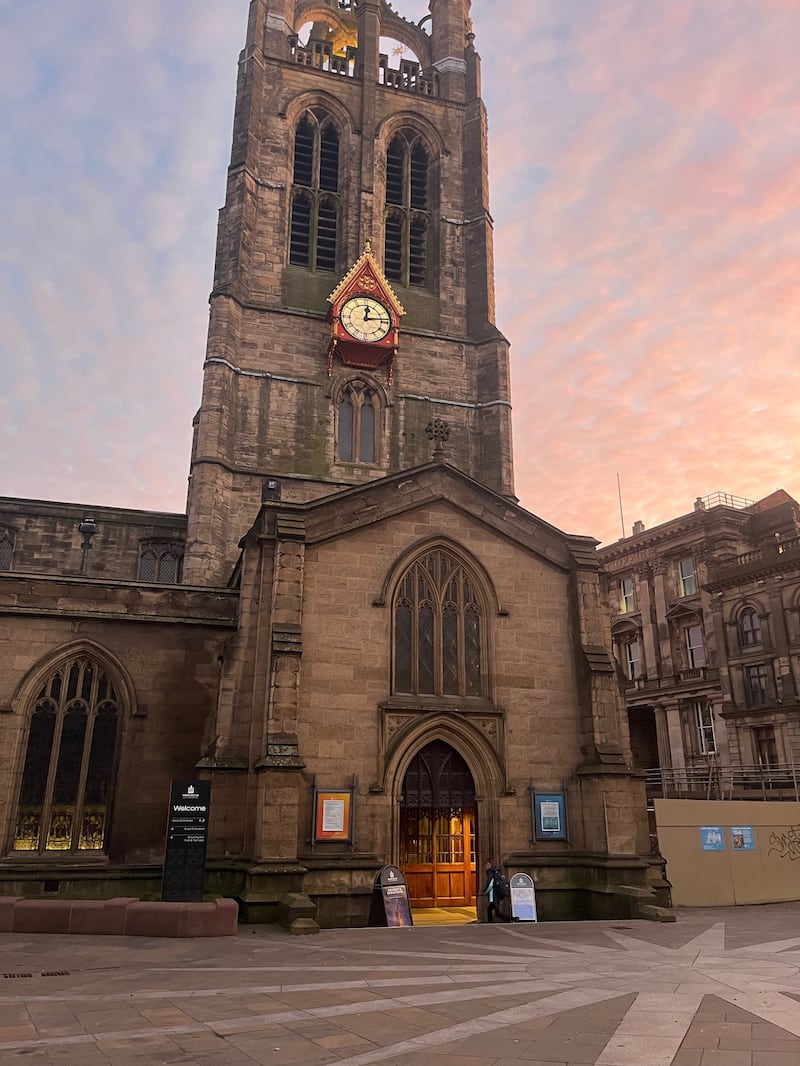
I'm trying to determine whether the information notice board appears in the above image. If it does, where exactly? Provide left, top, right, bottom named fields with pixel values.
left=162, top=780, right=211, bottom=903
left=509, top=872, right=538, bottom=922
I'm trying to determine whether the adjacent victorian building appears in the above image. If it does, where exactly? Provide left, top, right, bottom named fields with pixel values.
left=599, top=490, right=800, bottom=807
left=0, top=0, right=660, bottom=925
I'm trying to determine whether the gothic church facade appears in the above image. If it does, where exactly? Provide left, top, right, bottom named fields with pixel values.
left=0, top=0, right=662, bottom=925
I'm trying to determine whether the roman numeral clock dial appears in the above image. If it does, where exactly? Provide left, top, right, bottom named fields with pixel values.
left=340, top=296, right=392, bottom=343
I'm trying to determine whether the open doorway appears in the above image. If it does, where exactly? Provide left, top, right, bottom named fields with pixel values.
left=399, top=740, right=477, bottom=908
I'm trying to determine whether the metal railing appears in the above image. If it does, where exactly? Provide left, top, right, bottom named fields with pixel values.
left=645, top=761, right=800, bottom=801
left=698, top=491, right=755, bottom=511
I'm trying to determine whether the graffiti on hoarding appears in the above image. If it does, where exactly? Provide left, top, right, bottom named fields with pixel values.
left=769, top=824, right=800, bottom=861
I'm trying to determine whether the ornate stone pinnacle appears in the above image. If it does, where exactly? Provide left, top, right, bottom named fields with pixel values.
left=425, top=417, right=450, bottom=460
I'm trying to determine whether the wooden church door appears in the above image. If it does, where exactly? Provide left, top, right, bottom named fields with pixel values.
left=399, top=741, right=477, bottom=908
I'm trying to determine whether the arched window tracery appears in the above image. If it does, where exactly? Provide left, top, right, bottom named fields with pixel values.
left=336, top=379, right=380, bottom=464
left=13, top=655, right=120, bottom=854
left=393, top=548, right=485, bottom=698
left=0, top=528, right=15, bottom=571
left=289, top=109, right=341, bottom=272
left=138, top=540, right=184, bottom=583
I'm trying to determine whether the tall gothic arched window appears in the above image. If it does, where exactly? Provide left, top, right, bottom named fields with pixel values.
left=393, top=548, right=484, bottom=697
left=289, top=110, right=340, bottom=271
left=336, top=379, right=379, bottom=463
left=384, top=131, right=432, bottom=288
left=13, top=655, right=120, bottom=854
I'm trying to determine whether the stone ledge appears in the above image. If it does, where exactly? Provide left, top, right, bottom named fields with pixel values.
left=0, top=896, right=238, bottom=937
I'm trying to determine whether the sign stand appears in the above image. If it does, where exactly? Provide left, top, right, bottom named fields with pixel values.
left=368, top=866, right=413, bottom=927
left=509, top=872, right=538, bottom=922
left=161, top=780, right=211, bottom=903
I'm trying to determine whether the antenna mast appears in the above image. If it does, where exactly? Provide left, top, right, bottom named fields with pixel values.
left=616, top=473, right=625, bottom=538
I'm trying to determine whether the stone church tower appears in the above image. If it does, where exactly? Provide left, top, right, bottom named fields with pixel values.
left=0, top=0, right=665, bottom=927
left=183, top=0, right=514, bottom=586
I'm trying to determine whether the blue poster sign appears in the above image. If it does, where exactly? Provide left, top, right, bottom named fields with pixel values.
left=731, top=826, right=755, bottom=851
left=533, top=792, right=568, bottom=841
left=700, top=825, right=725, bottom=851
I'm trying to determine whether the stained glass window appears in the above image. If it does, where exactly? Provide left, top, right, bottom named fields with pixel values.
left=392, top=549, right=485, bottom=697
left=13, top=656, right=119, bottom=854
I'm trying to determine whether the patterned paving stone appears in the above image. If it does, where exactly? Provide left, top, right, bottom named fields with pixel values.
left=3, top=904, right=800, bottom=1063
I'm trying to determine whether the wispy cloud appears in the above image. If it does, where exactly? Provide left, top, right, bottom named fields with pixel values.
left=1, top=0, right=798, bottom=544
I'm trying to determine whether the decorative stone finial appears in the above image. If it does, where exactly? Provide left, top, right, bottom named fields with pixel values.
left=365, top=236, right=372, bottom=255
left=425, top=417, right=450, bottom=461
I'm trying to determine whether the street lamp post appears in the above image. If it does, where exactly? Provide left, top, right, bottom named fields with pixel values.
left=78, top=517, right=98, bottom=575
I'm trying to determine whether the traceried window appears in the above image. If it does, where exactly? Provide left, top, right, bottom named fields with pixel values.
left=618, top=576, right=635, bottom=614
left=0, top=528, right=14, bottom=571
left=138, top=540, right=184, bottom=583
left=336, top=380, right=379, bottom=464
left=393, top=548, right=484, bottom=698
left=289, top=110, right=340, bottom=271
left=693, top=700, right=716, bottom=754
left=678, top=556, right=696, bottom=596
left=13, top=656, right=119, bottom=854
left=384, top=131, right=432, bottom=288
left=739, top=608, right=761, bottom=648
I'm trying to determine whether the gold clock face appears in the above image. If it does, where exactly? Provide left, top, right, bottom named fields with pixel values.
left=340, top=296, right=392, bottom=343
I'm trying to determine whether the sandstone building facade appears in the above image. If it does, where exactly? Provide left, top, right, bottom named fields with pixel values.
left=0, top=0, right=661, bottom=925
left=599, top=491, right=800, bottom=809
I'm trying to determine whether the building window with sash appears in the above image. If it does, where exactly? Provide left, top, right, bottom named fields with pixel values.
left=618, top=637, right=641, bottom=680
left=393, top=548, right=485, bottom=698
left=682, top=622, right=708, bottom=665
left=753, top=724, right=778, bottom=768
left=745, top=663, right=769, bottom=708
left=693, top=700, right=716, bottom=754
left=13, top=656, right=119, bottom=854
left=383, top=131, right=433, bottom=289
left=618, top=576, right=635, bottom=614
left=289, top=109, right=340, bottom=272
left=739, top=607, right=761, bottom=648
left=678, top=556, right=696, bottom=596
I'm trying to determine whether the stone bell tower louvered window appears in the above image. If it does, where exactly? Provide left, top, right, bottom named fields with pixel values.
left=289, top=110, right=340, bottom=272
left=384, top=132, right=431, bottom=288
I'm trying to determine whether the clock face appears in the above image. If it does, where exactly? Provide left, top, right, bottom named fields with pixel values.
left=340, top=296, right=392, bottom=343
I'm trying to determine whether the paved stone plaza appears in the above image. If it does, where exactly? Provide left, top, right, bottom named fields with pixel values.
left=3, top=904, right=800, bottom=1065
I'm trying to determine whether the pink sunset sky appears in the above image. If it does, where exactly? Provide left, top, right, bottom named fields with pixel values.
left=2, top=0, right=798, bottom=545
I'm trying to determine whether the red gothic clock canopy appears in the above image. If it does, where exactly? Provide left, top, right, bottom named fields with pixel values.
left=327, top=244, right=406, bottom=377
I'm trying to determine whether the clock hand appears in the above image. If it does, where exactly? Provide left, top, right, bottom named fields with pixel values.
left=363, top=306, right=371, bottom=321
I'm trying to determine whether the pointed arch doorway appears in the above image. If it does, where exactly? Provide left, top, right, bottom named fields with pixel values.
left=399, top=740, right=477, bottom=908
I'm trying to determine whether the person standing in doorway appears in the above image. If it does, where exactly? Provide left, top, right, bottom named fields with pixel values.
left=484, top=860, right=510, bottom=922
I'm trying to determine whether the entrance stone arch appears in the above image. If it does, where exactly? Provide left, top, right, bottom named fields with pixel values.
left=384, top=714, right=505, bottom=909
